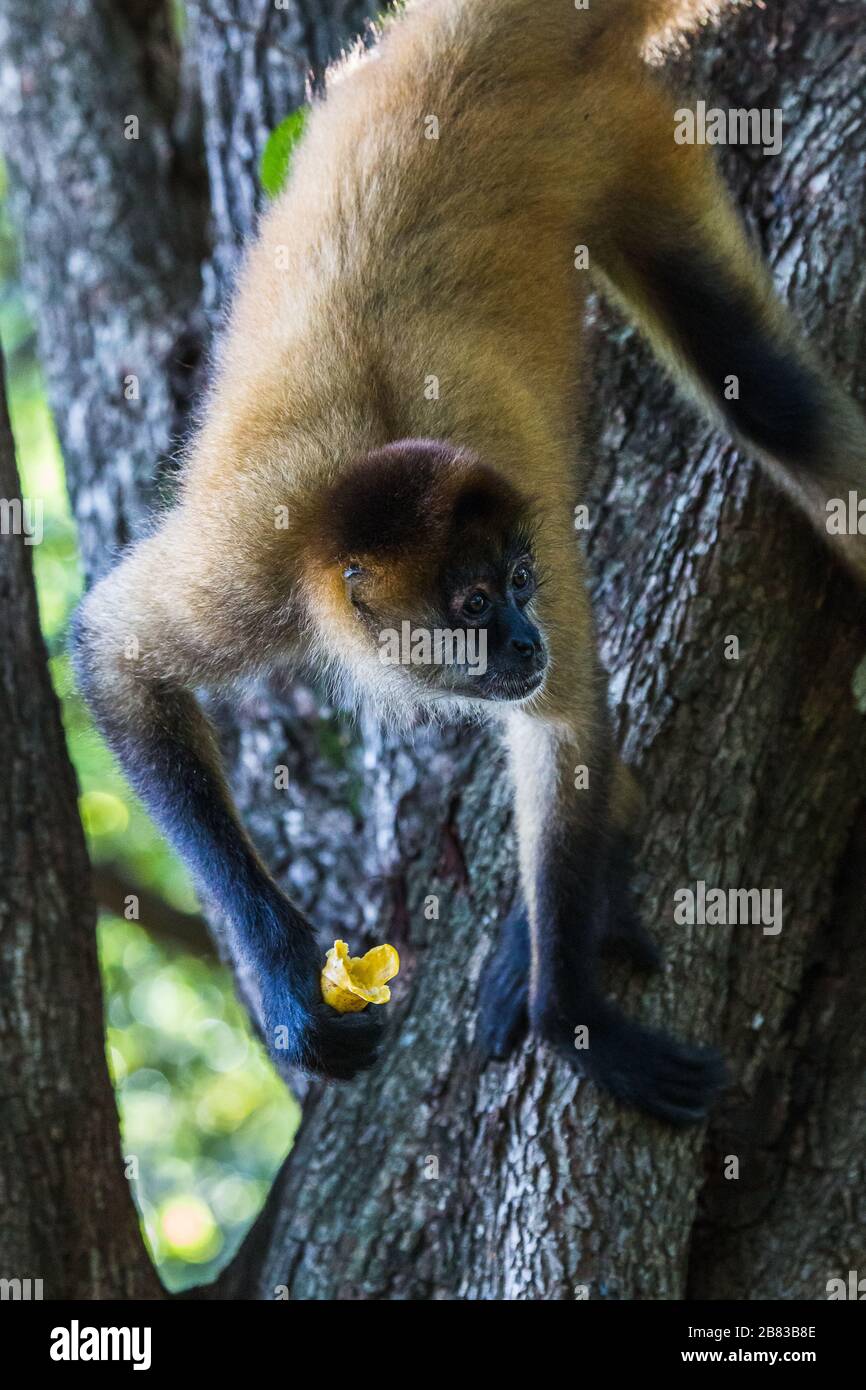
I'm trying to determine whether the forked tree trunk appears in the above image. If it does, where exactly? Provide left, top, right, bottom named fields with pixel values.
left=0, top=0, right=864, bottom=1300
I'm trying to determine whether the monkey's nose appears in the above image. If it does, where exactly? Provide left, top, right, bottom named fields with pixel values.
left=512, top=637, right=537, bottom=659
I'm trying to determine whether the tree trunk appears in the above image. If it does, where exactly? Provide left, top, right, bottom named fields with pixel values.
left=0, top=349, right=160, bottom=1299
left=1, top=0, right=864, bottom=1300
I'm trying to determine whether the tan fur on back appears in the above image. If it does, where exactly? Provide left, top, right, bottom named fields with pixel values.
left=153, top=2, right=722, bottom=693
left=84, top=0, right=767, bottom=723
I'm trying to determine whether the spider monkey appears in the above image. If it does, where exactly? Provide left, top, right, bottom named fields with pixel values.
left=73, top=0, right=866, bottom=1123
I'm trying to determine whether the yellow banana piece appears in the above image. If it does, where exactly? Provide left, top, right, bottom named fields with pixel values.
left=321, top=939, right=400, bottom=1013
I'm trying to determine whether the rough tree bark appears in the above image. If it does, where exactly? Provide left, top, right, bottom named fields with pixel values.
left=0, top=0, right=864, bottom=1300
left=0, top=349, right=160, bottom=1298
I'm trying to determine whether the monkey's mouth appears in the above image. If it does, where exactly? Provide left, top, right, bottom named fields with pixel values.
left=477, top=668, right=547, bottom=703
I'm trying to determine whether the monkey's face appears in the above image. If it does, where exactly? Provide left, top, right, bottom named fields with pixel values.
left=308, top=439, right=546, bottom=708
left=340, top=534, right=548, bottom=708
left=434, top=544, right=548, bottom=703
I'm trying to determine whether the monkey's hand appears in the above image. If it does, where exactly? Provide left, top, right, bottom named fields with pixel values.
left=302, top=1002, right=386, bottom=1081
left=257, top=934, right=385, bottom=1081
left=535, top=995, right=726, bottom=1127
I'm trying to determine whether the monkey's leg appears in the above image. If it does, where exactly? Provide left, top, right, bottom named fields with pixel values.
left=477, top=764, right=655, bottom=1065
left=589, top=73, right=866, bottom=580
left=72, top=531, right=383, bottom=1081
left=598, top=761, right=661, bottom=972
left=599, top=833, right=662, bottom=973
left=476, top=903, right=531, bottom=1061
left=506, top=700, right=723, bottom=1124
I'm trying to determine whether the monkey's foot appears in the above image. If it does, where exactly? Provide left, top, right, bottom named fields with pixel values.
left=476, top=906, right=530, bottom=1061
left=540, top=1000, right=726, bottom=1126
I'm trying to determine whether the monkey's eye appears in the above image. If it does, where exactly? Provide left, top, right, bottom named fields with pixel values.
left=343, top=562, right=363, bottom=581
left=512, top=564, right=532, bottom=591
left=463, top=590, right=489, bottom=618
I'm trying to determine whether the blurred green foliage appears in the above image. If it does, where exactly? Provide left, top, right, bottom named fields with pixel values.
left=101, top=919, right=298, bottom=1287
left=0, top=163, right=298, bottom=1292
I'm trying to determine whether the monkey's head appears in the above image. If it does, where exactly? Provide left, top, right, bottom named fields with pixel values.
left=305, top=439, right=548, bottom=710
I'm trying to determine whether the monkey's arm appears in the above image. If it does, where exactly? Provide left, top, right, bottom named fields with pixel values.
left=72, top=528, right=382, bottom=1080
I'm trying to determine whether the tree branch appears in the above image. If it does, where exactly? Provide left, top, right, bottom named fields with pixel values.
left=92, top=862, right=215, bottom=957
left=0, top=348, right=162, bottom=1299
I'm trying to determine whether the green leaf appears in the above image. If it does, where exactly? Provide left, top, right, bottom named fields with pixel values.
left=259, top=108, right=309, bottom=198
